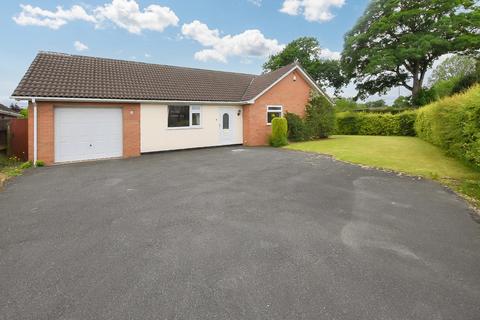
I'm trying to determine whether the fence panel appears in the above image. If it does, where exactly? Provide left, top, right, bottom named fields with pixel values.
left=0, top=119, right=7, bottom=155
left=8, top=119, right=28, bottom=161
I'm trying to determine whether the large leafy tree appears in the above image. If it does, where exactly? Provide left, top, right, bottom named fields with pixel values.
left=264, top=37, right=346, bottom=93
left=429, top=55, right=478, bottom=84
left=342, top=0, right=480, bottom=100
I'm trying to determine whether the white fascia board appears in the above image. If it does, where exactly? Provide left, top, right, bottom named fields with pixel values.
left=294, top=67, right=335, bottom=105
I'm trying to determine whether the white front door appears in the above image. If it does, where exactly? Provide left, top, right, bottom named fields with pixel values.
left=55, top=107, right=123, bottom=162
left=219, top=109, right=236, bottom=145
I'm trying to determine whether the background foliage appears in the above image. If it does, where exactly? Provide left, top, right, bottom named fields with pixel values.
left=336, top=111, right=417, bottom=137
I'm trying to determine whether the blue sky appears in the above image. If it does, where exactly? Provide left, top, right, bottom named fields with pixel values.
left=1, top=0, right=376, bottom=106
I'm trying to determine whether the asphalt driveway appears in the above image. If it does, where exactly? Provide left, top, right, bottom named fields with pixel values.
left=1, top=147, right=479, bottom=320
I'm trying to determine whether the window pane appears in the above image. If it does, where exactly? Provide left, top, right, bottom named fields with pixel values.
left=168, top=106, right=189, bottom=127
left=268, top=106, right=282, bottom=111
left=222, top=113, right=229, bottom=129
left=192, top=112, right=200, bottom=126
left=267, top=112, right=281, bottom=123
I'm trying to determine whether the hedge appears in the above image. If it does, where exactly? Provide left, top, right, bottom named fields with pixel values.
left=336, top=111, right=416, bottom=136
left=415, top=84, right=480, bottom=169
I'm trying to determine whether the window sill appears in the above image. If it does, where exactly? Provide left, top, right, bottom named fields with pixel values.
left=167, top=126, right=203, bottom=130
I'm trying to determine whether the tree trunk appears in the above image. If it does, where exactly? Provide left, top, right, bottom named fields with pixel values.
left=411, top=73, right=423, bottom=100
left=411, top=63, right=428, bottom=104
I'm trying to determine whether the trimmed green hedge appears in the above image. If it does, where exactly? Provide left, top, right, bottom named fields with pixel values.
left=336, top=111, right=416, bottom=136
left=415, top=85, right=480, bottom=168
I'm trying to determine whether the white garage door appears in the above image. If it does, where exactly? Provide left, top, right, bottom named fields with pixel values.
left=55, top=107, right=123, bottom=163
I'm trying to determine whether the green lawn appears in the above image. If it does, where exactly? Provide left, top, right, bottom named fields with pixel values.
left=286, top=135, right=480, bottom=207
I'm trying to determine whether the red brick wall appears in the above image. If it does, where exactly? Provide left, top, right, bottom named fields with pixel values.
left=28, top=102, right=54, bottom=164
left=122, top=104, right=140, bottom=158
left=243, top=70, right=312, bottom=146
left=28, top=102, right=141, bottom=165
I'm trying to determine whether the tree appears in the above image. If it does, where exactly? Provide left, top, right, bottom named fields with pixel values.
left=429, top=55, right=478, bottom=84
left=305, top=94, right=336, bottom=138
left=342, top=0, right=480, bottom=100
left=334, top=98, right=358, bottom=112
left=264, top=37, right=346, bottom=93
left=365, top=100, right=387, bottom=109
left=392, top=96, right=411, bottom=108
left=9, top=102, right=21, bottom=113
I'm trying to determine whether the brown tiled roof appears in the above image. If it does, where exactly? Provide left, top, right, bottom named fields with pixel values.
left=242, top=64, right=299, bottom=101
left=0, top=103, right=20, bottom=116
left=12, top=52, right=301, bottom=103
left=0, top=103, right=10, bottom=112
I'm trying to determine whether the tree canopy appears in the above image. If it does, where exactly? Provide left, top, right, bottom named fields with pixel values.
left=429, top=55, right=478, bottom=84
left=342, top=0, right=480, bottom=100
left=263, top=37, right=346, bottom=93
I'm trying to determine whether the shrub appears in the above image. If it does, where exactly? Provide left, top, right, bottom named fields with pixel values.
left=20, top=161, right=33, bottom=169
left=415, top=84, right=480, bottom=168
left=284, top=112, right=309, bottom=141
left=305, top=94, right=335, bottom=138
left=19, top=108, right=28, bottom=118
left=335, top=110, right=416, bottom=136
left=35, top=160, right=45, bottom=167
left=336, top=112, right=359, bottom=135
left=411, top=87, right=437, bottom=107
left=269, top=117, right=288, bottom=147
left=451, top=71, right=480, bottom=95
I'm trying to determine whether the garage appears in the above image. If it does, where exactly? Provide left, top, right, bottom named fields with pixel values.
left=54, top=107, right=123, bottom=163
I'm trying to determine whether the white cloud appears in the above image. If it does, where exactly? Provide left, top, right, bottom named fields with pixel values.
left=319, top=48, right=341, bottom=60
left=181, top=20, right=220, bottom=47
left=74, top=40, right=88, bottom=51
left=145, top=53, right=152, bottom=58
left=13, top=4, right=96, bottom=29
left=181, top=20, right=284, bottom=63
left=248, top=0, right=262, bottom=7
left=13, top=1, right=178, bottom=34
left=280, top=0, right=345, bottom=22
left=94, top=0, right=179, bottom=34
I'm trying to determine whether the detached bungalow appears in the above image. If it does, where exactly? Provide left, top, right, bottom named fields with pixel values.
left=12, top=52, right=330, bottom=165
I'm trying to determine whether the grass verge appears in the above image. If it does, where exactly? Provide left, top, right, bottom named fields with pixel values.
left=285, top=135, right=480, bottom=209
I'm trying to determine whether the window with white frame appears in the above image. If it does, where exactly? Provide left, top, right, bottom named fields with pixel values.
left=191, top=106, right=201, bottom=127
left=267, top=105, right=283, bottom=124
left=168, top=105, right=201, bottom=128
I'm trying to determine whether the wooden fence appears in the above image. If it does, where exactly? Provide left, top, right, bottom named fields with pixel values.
left=0, top=118, right=28, bottom=161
